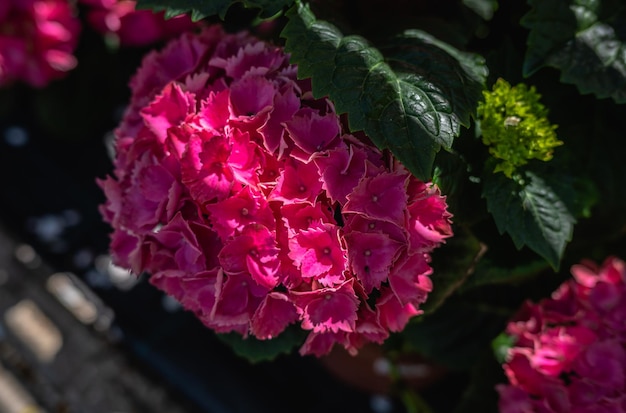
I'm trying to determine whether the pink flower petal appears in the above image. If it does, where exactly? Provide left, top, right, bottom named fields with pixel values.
left=343, top=171, right=409, bottom=225
left=291, top=279, right=359, bottom=334
left=344, top=231, right=403, bottom=293
left=218, top=224, right=280, bottom=289
left=206, top=187, right=275, bottom=239
left=251, top=292, right=299, bottom=340
left=314, top=143, right=369, bottom=205
left=284, top=107, right=340, bottom=162
left=269, top=158, right=322, bottom=205
left=287, top=222, right=346, bottom=285
left=181, top=131, right=234, bottom=204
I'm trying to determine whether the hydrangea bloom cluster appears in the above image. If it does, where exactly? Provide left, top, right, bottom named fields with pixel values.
left=78, top=0, right=198, bottom=47
left=98, top=26, right=453, bottom=357
left=477, top=78, right=562, bottom=178
left=497, top=256, right=626, bottom=413
left=0, top=0, right=81, bottom=87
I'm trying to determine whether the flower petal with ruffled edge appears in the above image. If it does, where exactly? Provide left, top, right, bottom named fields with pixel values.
left=251, top=292, right=299, bottom=340
left=259, top=84, right=301, bottom=154
left=140, top=82, right=196, bottom=142
left=228, top=75, right=276, bottom=126
left=211, top=272, right=268, bottom=336
left=281, top=201, right=334, bottom=232
left=206, top=186, right=275, bottom=239
left=314, top=143, right=369, bottom=205
left=291, top=279, right=359, bottom=334
left=388, top=252, right=433, bottom=306
left=181, top=130, right=234, bottom=204
left=284, top=107, right=340, bottom=162
left=269, top=158, right=322, bottom=205
left=343, top=171, right=409, bottom=226
left=407, top=183, right=453, bottom=253
left=344, top=231, right=403, bottom=293
left=227, top=128, right=263, bottom=187
left=376, top=287, right=421, bottom=333
left=288, top=222, right=346, bottom=286
left=218, top=224, right=280, bottom=289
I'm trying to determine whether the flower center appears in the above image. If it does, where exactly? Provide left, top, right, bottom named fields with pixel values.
left=322, top=247, right=331, bottom=255
left=241, top=207, right=249, bottom=216
left=364, top=249, right=372, bottom=257
left=372, top=195, right=379, bottom=202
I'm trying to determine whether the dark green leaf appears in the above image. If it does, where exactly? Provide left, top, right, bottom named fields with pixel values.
left=422, top=226, right=486, bottom=314
left=281, top=3, right=487, bottom=180
left=461, top=255, right=549, bottom=290
left=463, top=0, right=499, bottom=20
left=482, top=169, right=576, bottom=269
left=135, top=0, right=293, bottom=21
left=216, top=325, right=306, bottom=363
left=402, top=301, right=508, bottom=370
left=521, top=0, right=626, bottom=103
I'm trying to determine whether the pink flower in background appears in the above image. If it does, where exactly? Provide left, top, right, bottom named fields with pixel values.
left=78, top=0, right=198, bottom=47
left=0, top=0, right=80, bottom=87
left=498, top=256, right=626, bottom=412
left=98, top=25, right=453, bottom=357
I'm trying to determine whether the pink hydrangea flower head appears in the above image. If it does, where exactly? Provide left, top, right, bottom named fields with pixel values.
left=498, top=256, right=626, bottom=412
left=99, top=25, right=453, bottom=357
left=0, top=0, right=80, bottom=87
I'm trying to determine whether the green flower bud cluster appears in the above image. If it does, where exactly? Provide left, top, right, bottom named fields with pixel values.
left=477, top=78, right=562, bottom=177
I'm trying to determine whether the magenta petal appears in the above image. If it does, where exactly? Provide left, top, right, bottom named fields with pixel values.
left=291, top=280, right=359, bottom=333
left=388, top=253, right=433, bottom=306
left=281, top=202, right=334, bottom=232
left=251, top=292, right=298, bottom=339
left=227, top=128, right=262, bottom=187
left=141, top=82, right=196, bottom=142
left=218, top=224, right=280, bottom=289
left=314, top=143, right=368, bottom=205
left=199, top=89, right=230, bottom=133
left=212, top=273, right=253, bottom=328
left=376, top=287, right=420, bottom=332
left=343, top=171, right=409, bottom=225
left=344, top=214, right=406, bottom=243
left=206, top=187, right=275, bottom=239
left=407, top=183, right=453, bottom=252
left=287, top=222, right=346, bottom=284
left=269, top=158, right=322, bottom=205
left=177, top=269, right=222, bottom=314
left=181, top=131, right=234, bottom=204
left=574, top=339, right=626, bottom=389
left=299, top=331, right=343, bottom=357
left=284, top=107, right=340, bottom=161
left=259, top=84, right=301, bottom=154
left=344, top=231, right=403, bottom=293
left=228, top=75, right=276, bottom=120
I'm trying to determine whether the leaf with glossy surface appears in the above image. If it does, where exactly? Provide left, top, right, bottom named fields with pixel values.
left=522, top=0, right=626, bottom=103
left=135, top=0, right=294, bottom=20
left=281, top=3, right=487, bottom=180
left=482, top=170, right=576, bottom=269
